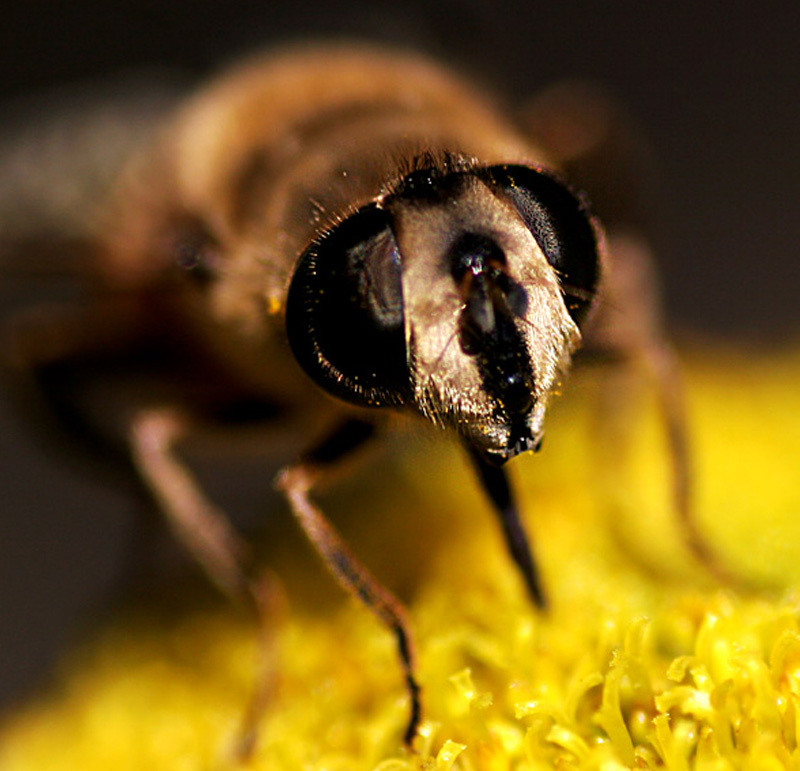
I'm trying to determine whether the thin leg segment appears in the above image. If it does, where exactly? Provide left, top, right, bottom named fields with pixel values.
left=466, top=444, right=546, bottom=608
left=521, top=88, right=732, bottom=585
left=129, top=408, right=281, bottom=761
left=274, top=417, right=421, bottom=745
left=644, top=342, right=734, bottom=583
left=130, top=409, right=256, bottom=605
left=583, top=338, right=735, bottom=584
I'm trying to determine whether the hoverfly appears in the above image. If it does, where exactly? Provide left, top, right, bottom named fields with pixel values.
left=0, top=43, right=710, bottom=746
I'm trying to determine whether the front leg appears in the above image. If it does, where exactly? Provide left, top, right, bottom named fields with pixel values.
left=129, top=408, right=259, bottom=605
left=465, top=444, right=546, bottom=608
left=522, top=89, right=731, bottom=584
left=584, top=233, right=735, bottom=584
left=129, top=407, right=280, bottom=761
left=274, top=417, right=421, bottom=746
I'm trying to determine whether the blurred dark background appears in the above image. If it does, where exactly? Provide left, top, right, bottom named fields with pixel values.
left=1, top=0, right=798, bottom=713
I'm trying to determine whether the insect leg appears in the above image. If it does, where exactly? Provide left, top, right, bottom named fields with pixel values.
left=642, top=339, right=733, bottom=581
left=3, top=304, right=280, bottom=756
left=129, top=409, right=259, bottom=603
left=274, top=418, right=421, bottom=746
left=523, top=89, right=732, bottom=583
left=584, top=234, right=733, bottom=583
left=129, top=407, right=281, bottom=761
left=465, top=444, right=546, bottom=608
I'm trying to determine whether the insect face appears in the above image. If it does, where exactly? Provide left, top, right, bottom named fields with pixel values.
left=287, top=161, right=601, bottom=463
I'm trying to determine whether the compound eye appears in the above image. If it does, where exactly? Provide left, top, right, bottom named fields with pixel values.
left=286, top=204, right=411, bottom=408
left=484, top=164, right=600, bottom=324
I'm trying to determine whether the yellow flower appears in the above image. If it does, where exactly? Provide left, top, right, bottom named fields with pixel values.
left=1, top=345, right=799, bottom=770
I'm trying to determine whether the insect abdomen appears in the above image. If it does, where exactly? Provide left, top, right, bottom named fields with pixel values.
left=168, top=46, right=546, bottom=269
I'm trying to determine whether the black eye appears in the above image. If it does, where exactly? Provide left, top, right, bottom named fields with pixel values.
left=484, top=165, right=600, bottom=324
left=286, top=204, right=412, bottom=408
